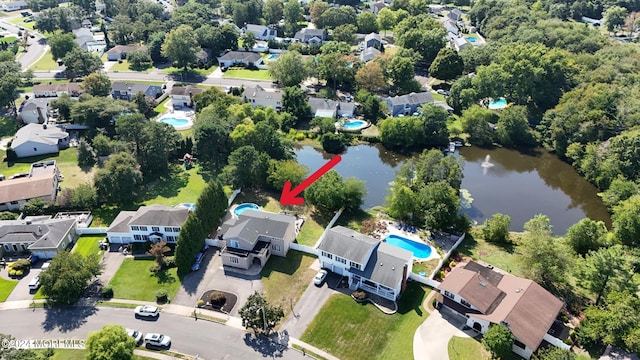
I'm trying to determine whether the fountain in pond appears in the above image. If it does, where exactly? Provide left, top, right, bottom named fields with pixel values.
left=480, top=155, right=494, bottom=174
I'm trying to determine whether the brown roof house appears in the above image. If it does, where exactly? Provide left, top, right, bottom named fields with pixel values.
left=0, top=161, right=60, bottom=212
left=437, top=261, right=570, bottom=359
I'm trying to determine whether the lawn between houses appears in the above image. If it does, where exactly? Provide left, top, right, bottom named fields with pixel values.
left=108, top=258, right=180, bottom=302
left=72, top=235, right=104, bottom=258
left=448, top=336, right=490, bottom=360
left=34, top=349, right=157, bottom=360
left=0, top=277, right=18, bottom=302
left=301, top=282, right=430, bottom=360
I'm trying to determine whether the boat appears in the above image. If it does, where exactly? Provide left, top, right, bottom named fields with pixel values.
left=448, top=142, right=456, bottom=154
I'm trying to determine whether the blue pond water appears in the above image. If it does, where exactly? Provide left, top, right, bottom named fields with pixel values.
left=341, top=120, right=368, bottom=130
left=160, top=117, right=189, bottom=127
left=385, top=235, right=433, bottom=259
left=234, top=203, right=259, bottom=217
left=488, top=98, right=508, bottom=109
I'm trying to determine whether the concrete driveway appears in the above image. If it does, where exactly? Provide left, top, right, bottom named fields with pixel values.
left=171, top=248, right=262, bottom=316
left=413, top=307, right=475, bottom=360
left=4, top=265, right=42, bottom=302
left=281, top=261, right=341, bottom=338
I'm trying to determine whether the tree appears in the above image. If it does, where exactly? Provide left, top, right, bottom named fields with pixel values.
left=482, top=324, right=514, bottom=360
left=317, top=6, right=356, bottom=29
left=127, top=49, right=152, bottom=70
left=282, top=86, right=311, bottom=125
left=241, top=31, right=257, bottom=51
left=356, top=90, right=386, bottom=123
left=132, top=91, right=154, bottom=118
left=332, top=24, right=357, bottom=44
left=575, top=245, right=638, bottom=305
left=357, top=12, right=378, bottom=34
left=377, top=8, right=396, bottom=36
left=92, top=134, right=112, bottom=157
left=51, top=93, right=74, bottom=121
left=495, top=105, right=536, bottom=148
left=86, top=325, right=136, bottom=360
left=239, top=291, right=284, bottom=335
left=147, top=241, right=171, bottom=270
left=356, top=61, right=387, bottom=92
left=162, top=25, right=200, bottom=71
left=137, top=121, right=180, bottom=175
left=267, top=160, right=308, bottom=191
left=72, top=0, right=95, bottom=15
left=461, top=105, right=496, bottom=147
left=386, top=55, right=418, bottom=93
left=416, top=181, right=460, bottom=231
left=62, top=48, right=103, bottom=79
left=306, top=170, right=366, bottom=214
left=39, top=251, right=102, bottom=305
left=518, top=214, right=571, bottom=292
left=283, top=0, right=303, bottom=37
left=0, top=334, right=38, bottom=359
left=49, top=33, right=77, bottom=61
left=612, top=195, right=640, bottom=247
left=148, top=32, right=167, bottom=63
left=263, top=0, right=283, bottom=25
left=602, top=176, right=638, bottom=208
left=222, top=146, right=270, bottom=188
left=82, top=73, right=112, bottom=97
left=269, top=51, right=308, bottom=87
left=533, top=347, right=576, bottom=360
left=70, top=183, right=98, bottom=209
left=0, top=55, right=32, bottom=110
left=482, top=213, right=511, bottom=244
left=310, top=1, right=329, bottom=25
left=428, top=48, right=464, bottom=82
left=93, top=152, right=143, bottom=206
left=19, top=198, right=54, bottom=216
left=77, top=139, right=97, bottom=167
left=565, top=218, right=608, bottom=256
left=604, top=5, right=627, bottom=33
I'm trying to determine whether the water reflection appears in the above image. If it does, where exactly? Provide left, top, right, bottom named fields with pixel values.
left=294, top=144, right=611, bottom=234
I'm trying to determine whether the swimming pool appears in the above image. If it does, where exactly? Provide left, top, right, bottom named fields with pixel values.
left=266, top=54, right=279, bottom=61
left=234, top=203, right=260, bottom=217
left=488, top=98, right=508, bottom=110
left=467, top=36, right=477, bottom=42
left=337, top=119, right=370, bottom=132
left=160, top=117, right=189, bottom=127
left=385, top=235, right=433, bottom=259
left=178, top=203, right=196, bottom=211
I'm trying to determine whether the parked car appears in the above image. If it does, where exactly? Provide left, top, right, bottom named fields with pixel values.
left=436, top=89, right=449, bottom=96
left=144, top=333, right=171, bottom=349
left=313, top=269, right=328, bottom=286
left=41, top=262, right=50, bottom=271
left=134, top=305, right=159, bottom=319
left=28, top=276, right=40, bottom=291
left=126, top=328, right=143, bottom=345
left=191, top=252, right=204, bottom=271
left=29, top=255, right=39, bottom=265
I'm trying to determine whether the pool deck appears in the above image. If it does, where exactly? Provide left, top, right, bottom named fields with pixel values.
left=381, top=221, right=440, bottom=261
left=156, top=106, right=195, bottom=130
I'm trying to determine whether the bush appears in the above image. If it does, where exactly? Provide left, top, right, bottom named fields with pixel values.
left=132, top=241, right=153, bottom=255
left=163, top=256, right=176, bottom=269
left=449, top=260, right=456, bottom=268
left=196, top=299, right=204, bottom=308
left=209, top=291, right=226, bottom=306
left=321, top=133, right=347, bottom=154
left=8, top=269, right=24, bottom=277
left=101, top=285, right=113, bottom=298
left=352, top=290, right=366, bottom=300
left=11, top=259, right=31, bottom=271
left=436, top=270, right=445, bottom=280
left=156, top=290, right=168, bottom=303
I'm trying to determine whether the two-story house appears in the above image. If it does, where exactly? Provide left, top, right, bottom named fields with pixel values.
left=243, top=24, right=277, bottom=41
left=318, top=226, right=413, bottom=301
left=437, top=261, right=571, bottom=359
left=386, top=92, right=434, bottom=117
left=170, top=85, right=203, bottom=109
left=111, top=82, right=163, bottom=102
left=0, top=216, right=77, bottom=259
left=219, top=210, right=296, bottom=270
left=294, top=29, right=327, bottom=45
left=244, top=85, right=282, bottom=110
left=106, top=205, right=190, bottom=244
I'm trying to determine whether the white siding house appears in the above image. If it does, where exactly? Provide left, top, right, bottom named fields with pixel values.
left=0, top=217, right=77, bottom=259
left=106, top=205, right=190, bottom=244
left=11, top=123, right=69, bottom=158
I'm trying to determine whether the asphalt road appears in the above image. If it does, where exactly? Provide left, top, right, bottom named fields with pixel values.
left=0, top=307, right=307, bottom=360
left=0, top=17, right=48, bottom=71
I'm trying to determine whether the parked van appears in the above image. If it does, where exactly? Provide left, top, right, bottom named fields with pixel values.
left=28, top=276, right=40, bottom=291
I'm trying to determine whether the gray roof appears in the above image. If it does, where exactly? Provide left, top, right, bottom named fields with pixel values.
left=0, top=218, right=76, bottom=251
left=387, top=92, right=434, bottom=106
left=12, top=123, right=68, bottom=149
left=21, top=97, right=51, bottom=111
left=448, top=8, right=463, bottom=21
left=244, top=85, right=282, bottom=102
left=360, top=47, right=381, bottom=62
left=294, top=28, right=326, bottom=40
left=106, top=210, right=136, bottom=233
left=364, top=32, right=381, bottom=44
left=319, top=226, right=378, bottom=266
left=170, top=85, right=203, bottom=96
left=371, top=1, right=386, bottom=10
left=308, top=97, right=355, bottom=114
left=351, top=242, right=412, bottom=289
left=128, top=205, right=190, bottom=227
left=221, top=210, right=295, bottom=244
left=112, top=82, right=162, bottom=98
left=107, top=45, right=146, bottom=55
left=218, top=51, right=261, bottom=63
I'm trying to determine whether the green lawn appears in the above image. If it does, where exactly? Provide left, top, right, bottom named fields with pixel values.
left=296, top=215, right=324, bottom=246
left=260, top=250, right=317, bottom=321
left=109, top=59, right=152, bottom=72
left=8, top=17, right=35, bottom=30
left=301, top=282, right=430, bottom=360
left=432, top=92, right=446, bottom=102
left=0, top=36, right=17, bottom=44
left=0, top=116, right=18, bottom=138
left=72, top=235, right=104, bottom=258
left=153, top=97, right=170, bottom=115
left=0, top=277, right=18, bottom=302
left=160, top=66, right=215, bottom=76
left=35, top=349, right=156, bottom=360
left=139, top=165, right=207, bottom=206
left=108, top=258, right=180, bottom=302
left=412, top=258, right=440, bottom=276
left=448, top=336, right=490, bottom=360
left=29, top=50, right=58, bottom=71
left=457, top=230, right=524, bottom=277
left=223, top=68, right=271, bottom=80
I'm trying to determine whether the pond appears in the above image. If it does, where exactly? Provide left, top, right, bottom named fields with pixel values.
left=294, top=144, right=611, bottom=234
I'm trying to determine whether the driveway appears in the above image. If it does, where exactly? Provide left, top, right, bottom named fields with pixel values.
left=280, top=261, right=341, bottom=338
left=171, top=248, right=262, bottom=316
left=96, top=246, right=127, bottom=285
left=4, top=264, right=43, bottom=302
left=413, top=306, right=475, bottom=360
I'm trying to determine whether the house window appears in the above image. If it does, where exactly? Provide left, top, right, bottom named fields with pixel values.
left=336, top=257, right=347, bottom=264
left=10, top=201, right=18, bottom=205
left=173, top=227, right=181, bottom=232
left=166, top=236, right=176, bottom=242
left=321, top=251, right=333, bottom=259
left=230, top=240, right=240, bottom=248
left=513, top=340, right=526, bottom=349
left=164, top=227, right=172, bottom=232
left=142, top=235, right=149, bottom=241
left=460, top=298, right=471, bottom=308
left=349, top=261, right=361, bottom=270
left=131, top=226, right=140, bottom=231
left=272, top=244, right=281, bottom=252
left=230, top=257, right=239, bottom=264
left=3, top=245, right=9, bottom=251
left=443, top=290, right=455, bottom=299
left=139, top=226, right=148, bottom=231
left=152, top=227, right=160, bottom=232
left=34, top=147, right=37, bottom=151
left=134, top=235, right=143, bottom=241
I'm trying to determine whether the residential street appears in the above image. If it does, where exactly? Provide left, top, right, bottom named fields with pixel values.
left=0, top=16, right=48, bottom=71
left=0, top=307, right=308, bottom=360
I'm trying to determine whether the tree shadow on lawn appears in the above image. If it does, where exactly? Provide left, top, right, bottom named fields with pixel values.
left=234, top=189, right=276, bottom=208
left=41, top=306, right=98, bottom=333
left=137, top=166, right=189, bottom=203
left=260, top=249, right=305, bottom=277
left=152, top=269, right=178, bottom=285
left=243, top=333, right=287, bottom=358
left=396, top=282, right=426, bottom=317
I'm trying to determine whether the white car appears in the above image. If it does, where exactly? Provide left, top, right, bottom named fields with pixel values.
left=144, top=333, right=171, bottom=349
left=134, top=305, right=159, bottom=319
left=126, top=328, right=143, bottom=345
left=313, top=269, right=328, bottom=286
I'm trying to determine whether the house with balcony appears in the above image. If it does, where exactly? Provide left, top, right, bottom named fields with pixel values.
left=318, top=226, right=413, bottom=301
left=219, top=210, right=296, bottom=270
left=244, top=85, right=282, bottom=110
left=386, top=92, right=434, bottom=117
left=436, top=261, right=571, bottom=359
left=106, top=204, right=190, bottom=244
left=0, top=216, right=77, bottom=259
left=0, top=161, right=60, bottom=212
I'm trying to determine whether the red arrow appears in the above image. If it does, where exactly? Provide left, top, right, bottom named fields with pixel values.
left=279, top=155, right=342, bottom=206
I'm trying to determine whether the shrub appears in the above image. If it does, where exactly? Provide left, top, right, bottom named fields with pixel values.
left=101, top=285, right=113, bottom=298
left=209, top=291, right=226, bottom=306
left=321, top=133, right=347, bottom=154
left=449, top=260, right=456, bottom=268
left=156, top=290, right=168, bottom=303
left=11, top=259, right=30, bottom=271
left=352, top=290, right=366, bottom=300
left=42, top=348, right=55, bottom=358
left=132, top=241, right=153, bottom=255
left=163, top=256, right=176, bottom=269
left=436, top=270, right=445, bottom=280
left=196, top=299, right=204, bottom=308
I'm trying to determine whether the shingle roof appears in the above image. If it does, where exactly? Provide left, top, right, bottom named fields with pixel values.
left=351, top=241, right=412, bottom=289
left=112, top=82, right=161, bottom=98
left=128, top=205, right=190, bottom=227
left=0, top=218, right=76, bottom=251
left=170, top=85, right=203, bottom=96
left=12, top=123, right=68, bottom=149
left=106, top=211, right=136, bottom=233
left=308, top=97, right=355, bottom=114
left=33, top=83, right=82, bottom=93
left=365, top=32, right=381, bottom=44
left=107, top=45, right=146, bottom=55
left=319, top=226, right=378, bottom=266
left=387, top=92, right=434, bottom=106
left=221, top=210, right=295, bottom=244
left=21, top=97, right=50, bottom=111
left=0, top=174, right=56, bottom=204
left=218, top=51, right=261, bottom=63
left=360, top=47, right=381, bottom=62
left=244, top=85, right=282, bottom=102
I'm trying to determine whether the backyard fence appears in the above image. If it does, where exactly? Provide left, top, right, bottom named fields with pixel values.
left=76, top=227, right=107, bottom=235
left=408, top=273, right=441, bottom=288
left=313, top=208, right=344, bottom=249
left=228, top=189, right=241, bottom=207
left=428, top=233, right=466, bottom=280
left=290, top=243, right=318, bottom=255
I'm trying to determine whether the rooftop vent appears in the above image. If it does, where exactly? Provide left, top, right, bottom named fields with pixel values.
left=392, top=267, right=395, bottom=270
left=479, top=281, right=486, bottom=287
left=515, top=288, right=522, bottom=293
left=379, top=262, right=383, bottom=266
